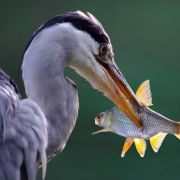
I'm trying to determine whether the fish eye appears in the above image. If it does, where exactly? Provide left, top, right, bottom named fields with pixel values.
left=97, top=114, right=103, bottom=120
left=99, top=44, right=108, bottom=55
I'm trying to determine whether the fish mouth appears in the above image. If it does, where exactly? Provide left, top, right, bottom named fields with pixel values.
left=94, top=118, right=105, bottom=128
left=95, top=57, right=142, bottom=128
left=95, top=119, right=101, bottom=126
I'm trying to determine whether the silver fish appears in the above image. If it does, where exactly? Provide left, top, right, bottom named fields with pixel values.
left=93, top=80, right=180, bottom=157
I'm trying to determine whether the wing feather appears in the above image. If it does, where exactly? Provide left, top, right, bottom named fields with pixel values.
left=0, top=69, right=48, bottom=180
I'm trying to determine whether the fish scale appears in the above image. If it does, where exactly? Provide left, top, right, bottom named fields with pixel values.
left=112, top=106, right=179, bottom=139
left=112, top=108, right=142, bottom=138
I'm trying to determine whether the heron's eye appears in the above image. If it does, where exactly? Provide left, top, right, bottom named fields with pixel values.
left=99, top=44, right=108, bottom=55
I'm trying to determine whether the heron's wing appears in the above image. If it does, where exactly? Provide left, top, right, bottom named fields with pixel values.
left=0, top=98, right=48, bottom=180
left=0, top=69, right=47, bottom=180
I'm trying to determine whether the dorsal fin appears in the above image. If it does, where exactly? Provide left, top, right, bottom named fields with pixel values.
left=136, top=80, right=153, bottom=107
left=134, top=138, right=147, bottom=157
left=150, top=132, right=167, bottom=152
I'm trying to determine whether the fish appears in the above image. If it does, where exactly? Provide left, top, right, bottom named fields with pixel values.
left=92, top=80, right=180, bottom=157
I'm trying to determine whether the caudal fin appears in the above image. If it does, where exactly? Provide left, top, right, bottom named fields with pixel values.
left=175, top=122, right=180, bottom=139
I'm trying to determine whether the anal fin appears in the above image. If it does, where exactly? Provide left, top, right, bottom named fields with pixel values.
left=134, top=138, right=146, bottom=157
left=121, top=138, right=134, bottom=157
left=150, top=132, right=167, bottom=152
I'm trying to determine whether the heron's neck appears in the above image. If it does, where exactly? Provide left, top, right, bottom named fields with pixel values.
left=22, top=38, right=78, bottom=156
left=22, top=47, right=66, bottom=121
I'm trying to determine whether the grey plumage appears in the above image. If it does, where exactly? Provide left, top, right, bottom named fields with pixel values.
left=0, top=69, right=47, bottom=180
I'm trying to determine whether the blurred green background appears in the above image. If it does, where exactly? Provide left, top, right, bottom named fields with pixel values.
left=1, top=1, right=180, bottom=180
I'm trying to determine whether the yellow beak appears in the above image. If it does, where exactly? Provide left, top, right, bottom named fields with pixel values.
left=96, top=58, right=142, bottom=128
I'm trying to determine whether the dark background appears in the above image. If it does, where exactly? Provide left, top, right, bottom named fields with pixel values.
left=1, top=1, right=180, bottom=180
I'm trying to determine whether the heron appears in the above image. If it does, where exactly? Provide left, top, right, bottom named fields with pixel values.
left=0, top=11, right=142, bottom=180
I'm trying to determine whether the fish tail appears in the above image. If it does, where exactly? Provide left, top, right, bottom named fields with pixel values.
left=175, top=122, right=180, bottom=139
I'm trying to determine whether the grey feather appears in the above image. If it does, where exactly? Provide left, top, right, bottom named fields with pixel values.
left=0, top=69, right=47, bottom=180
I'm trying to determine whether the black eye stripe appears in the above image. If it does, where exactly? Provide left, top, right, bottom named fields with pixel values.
left=20, top=12, right=109, bottom=73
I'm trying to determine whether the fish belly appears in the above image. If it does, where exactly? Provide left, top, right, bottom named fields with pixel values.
left=112, top=107, right=144, bottom=138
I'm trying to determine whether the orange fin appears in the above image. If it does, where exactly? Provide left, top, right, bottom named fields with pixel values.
left=175, top=134, right=180, bottom=139
left=175, top=122, right=180, bottom=139
left=136, top=80, right=153, bottom=107
left=150, top=132, right=167, bottom=152
left=121, top=138, right=134, bottom=157
left=92, top=128, right=113, bottom=135
left=134, top=138, right=146, bottom=157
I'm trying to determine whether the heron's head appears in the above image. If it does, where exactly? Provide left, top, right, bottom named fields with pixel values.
left=22, top=11, right=142, bottom=128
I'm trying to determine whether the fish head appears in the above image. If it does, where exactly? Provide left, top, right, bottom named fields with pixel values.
left=94, top=110, right=113, bottom=128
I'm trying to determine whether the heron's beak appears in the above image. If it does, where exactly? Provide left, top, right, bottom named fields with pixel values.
left=96, top=57, right=142, bottom=128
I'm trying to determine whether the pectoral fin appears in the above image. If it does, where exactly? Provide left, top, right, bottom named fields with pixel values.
left=136, top=80, right=153, bottom=107
left=121, top=138, right=134, bottom=157
left=134, top=138, right=146, bottom=157
left=150, top=133, right=167, bottom=152
left=92, top=128, right=113, bottom=135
